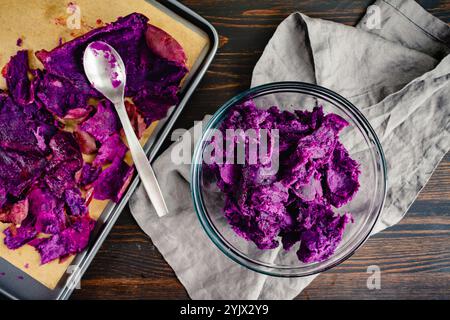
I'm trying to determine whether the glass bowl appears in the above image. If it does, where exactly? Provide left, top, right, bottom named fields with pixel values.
left=191, top=82, right=386, bottom=277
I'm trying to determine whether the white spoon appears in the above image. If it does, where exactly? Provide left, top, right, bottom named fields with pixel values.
left=83, top=41, right=168, bottom=217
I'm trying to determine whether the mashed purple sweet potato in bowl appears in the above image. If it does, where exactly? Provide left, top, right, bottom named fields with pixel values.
left=191, top=82, right=386, bottom=277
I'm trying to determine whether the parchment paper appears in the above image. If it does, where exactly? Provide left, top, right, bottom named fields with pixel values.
left=0, top=0, right=209, bottom=290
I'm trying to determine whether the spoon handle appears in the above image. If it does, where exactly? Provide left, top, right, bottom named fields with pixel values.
left=115, top=101, right=169, bottom=217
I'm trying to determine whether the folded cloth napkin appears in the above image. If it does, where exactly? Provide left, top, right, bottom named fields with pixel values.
left=129, top=0, right=450, bottom=299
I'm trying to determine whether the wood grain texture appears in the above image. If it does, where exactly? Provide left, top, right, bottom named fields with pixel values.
left=72, top=0, right=450, bottom=300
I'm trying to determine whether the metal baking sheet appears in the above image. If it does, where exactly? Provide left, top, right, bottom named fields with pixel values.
left=0, top=0, right=218, bottom=300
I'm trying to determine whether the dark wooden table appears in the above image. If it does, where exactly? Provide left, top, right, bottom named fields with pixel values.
left=72, top=0, right=450, bottom=299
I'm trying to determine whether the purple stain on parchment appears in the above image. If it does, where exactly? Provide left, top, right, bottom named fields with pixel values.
left=16, top=38, right=23, bottom=47
left=24, top=263, right=29, bottom=269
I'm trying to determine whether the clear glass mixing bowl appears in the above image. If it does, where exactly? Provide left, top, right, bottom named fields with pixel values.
left=191, top=82, right=387, bottom=277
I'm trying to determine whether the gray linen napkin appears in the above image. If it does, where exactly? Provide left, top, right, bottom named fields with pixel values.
left=129, top=0, right=450, bottom=299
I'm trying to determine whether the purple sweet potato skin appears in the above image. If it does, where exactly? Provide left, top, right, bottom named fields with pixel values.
left=35, top=13, right=187, bottom=124
left=64, top=188, right=87, bottom=217
left=93, top=134, right=127, bottom=167
left=93, top=157, right=134, bottom=203
left=4, top=50, right=32, bottom=106
left=209, top=102, right=360, bottom=263
left=78, top=163, right=101, bottom=188
left=29, top=215, right=95, bottom=264
left=79, top=100, right=120, bottom=143
left=0, top=198, right=29, bottom=225
left=44, top=131, right=83, bottom=198
left=4, top=225, right=37, bottom=250
left=36, top=72, right=90, bottom=118
left=28, top=187, right=67, bottom=235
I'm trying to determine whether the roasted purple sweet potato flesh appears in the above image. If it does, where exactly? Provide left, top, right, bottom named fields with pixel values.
left=208, top=102, right=360, bottom=263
